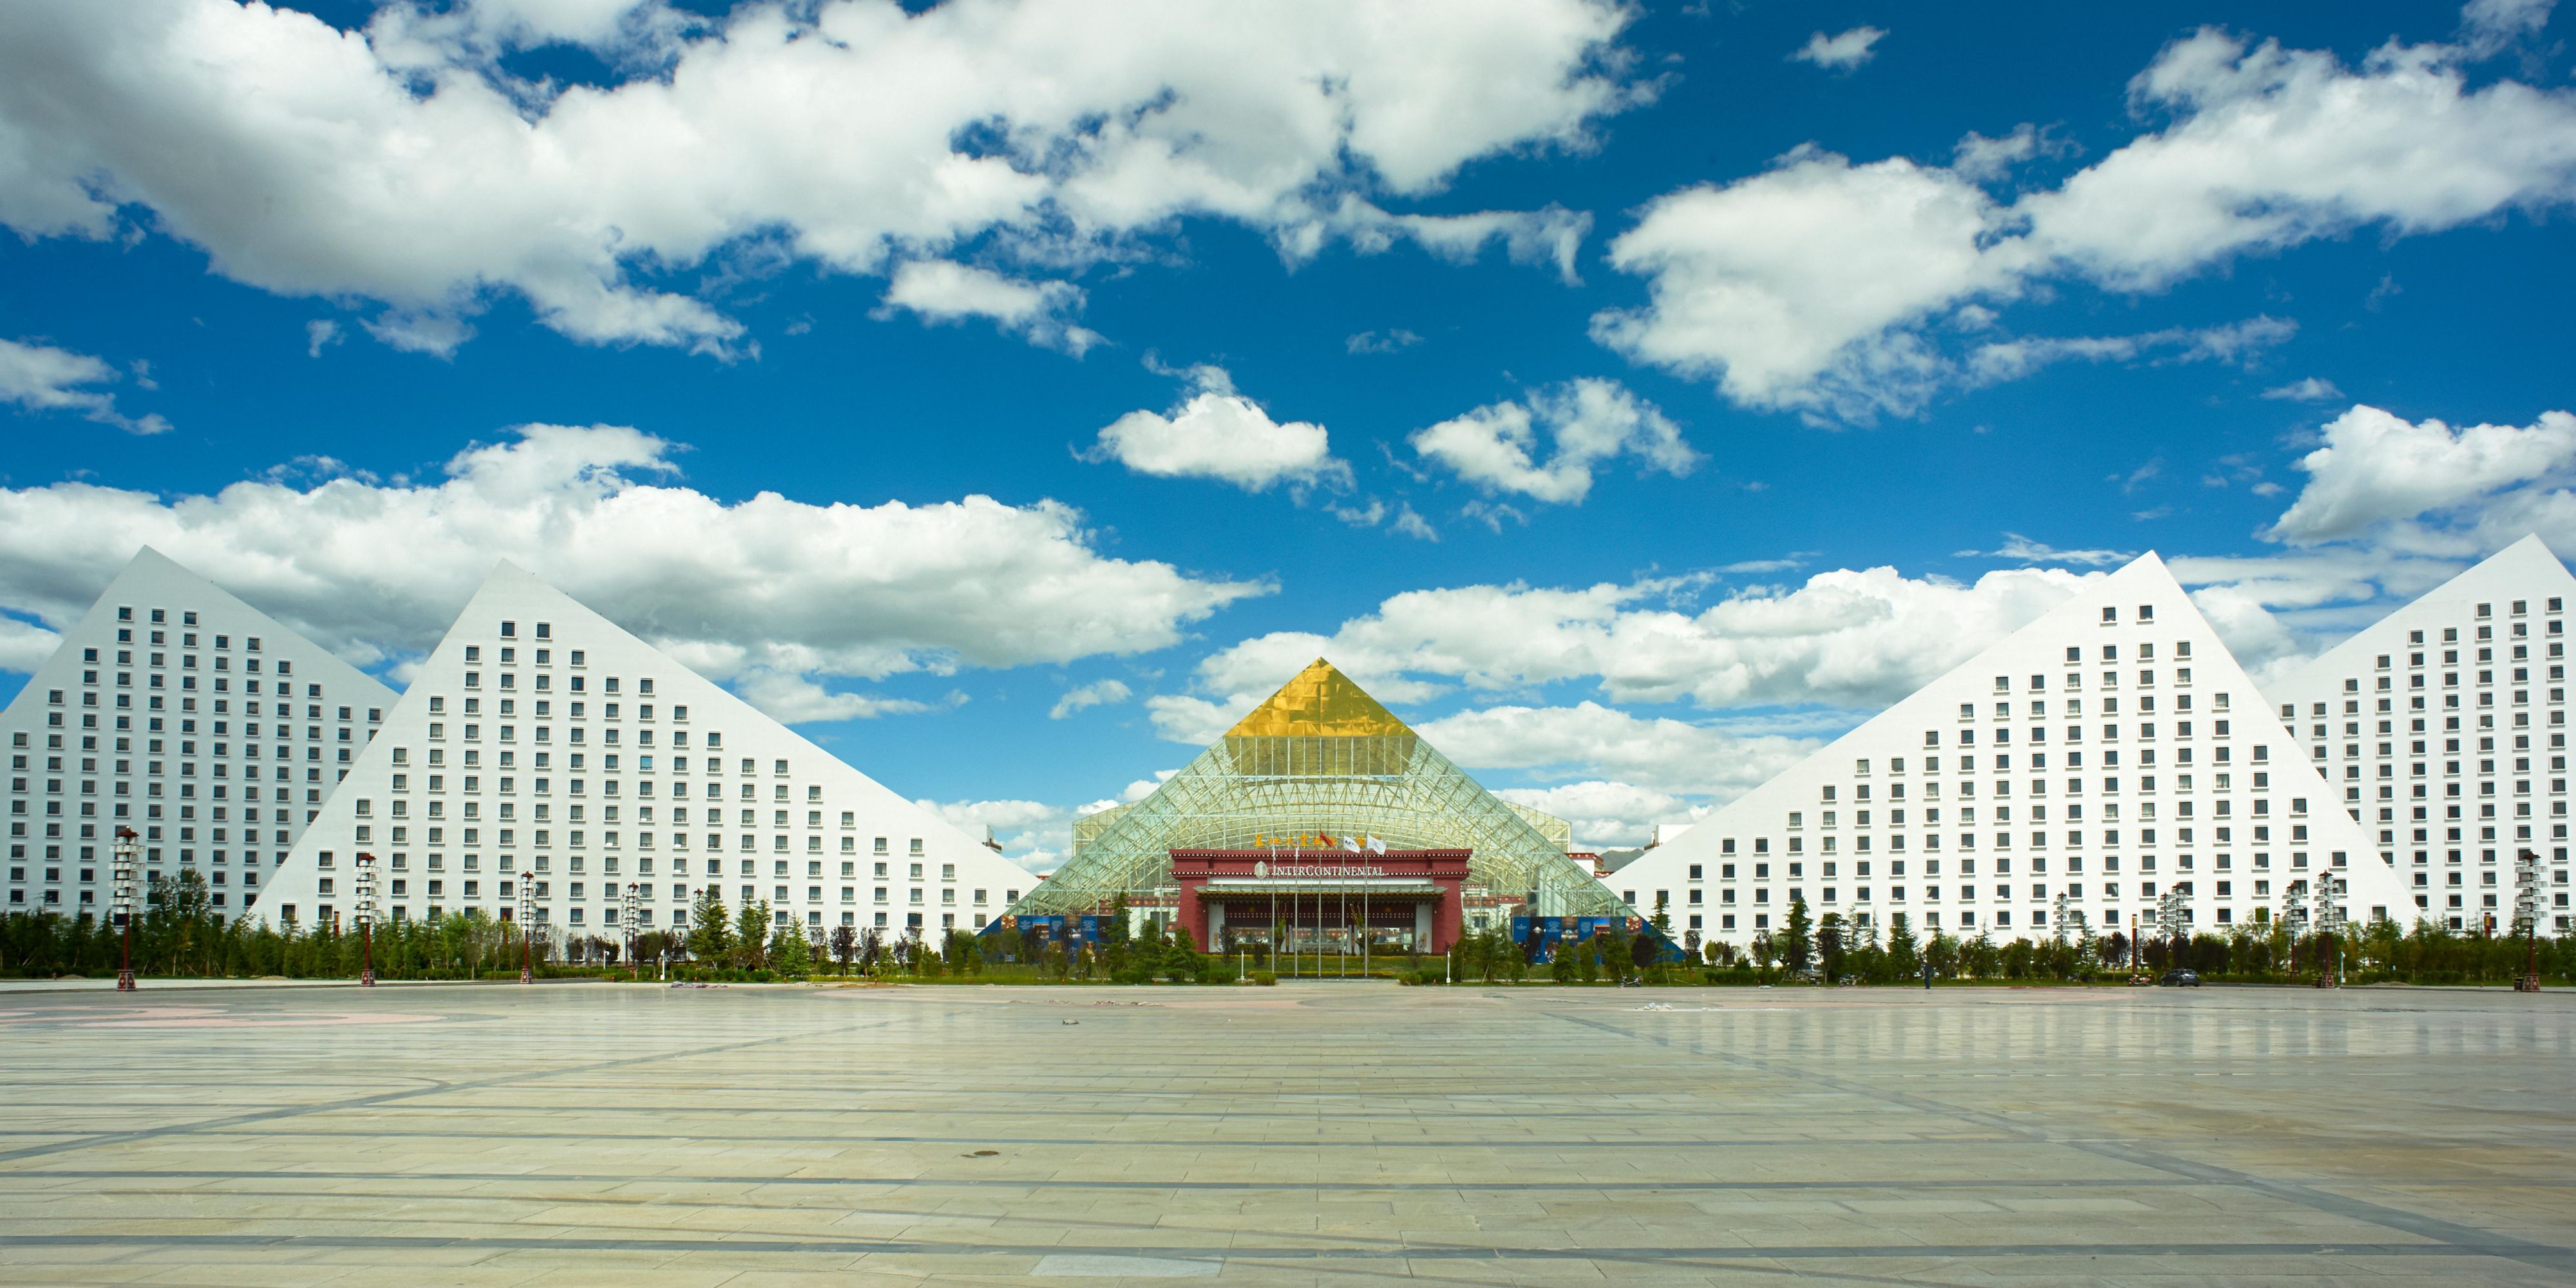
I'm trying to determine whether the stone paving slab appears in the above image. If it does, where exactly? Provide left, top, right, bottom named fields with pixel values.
left=0, top=981, right=2570, bottom=1285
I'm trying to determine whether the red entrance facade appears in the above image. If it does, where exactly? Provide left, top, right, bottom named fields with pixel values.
left=1171, top=848, right=1471, bottom=956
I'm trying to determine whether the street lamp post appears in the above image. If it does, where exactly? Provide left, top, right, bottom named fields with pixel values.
left=2515, top=848, right=2544, bottom=992
left=518, top=869, right=537, bottom=985
left=353, top=852, right=379, bottom=987
left=111, top=826, right=139, bottom=992
left=622, top=882, right=643, bottom=981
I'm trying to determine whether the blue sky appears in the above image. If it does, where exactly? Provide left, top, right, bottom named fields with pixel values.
left=3, top=0, right=2574, bottom=866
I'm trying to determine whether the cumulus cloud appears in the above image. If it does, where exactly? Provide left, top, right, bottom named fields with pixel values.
left=1421, top=701, right=1821, bottom=799
left=1596, top=25, right=2576, bottom=422
left=916, top=797, right=1073, bottom=873
left=0, top=0, right=1636, bottom=354
left=878, top=261, right=1103, bottom=355
left=304, top=319, right=344, bottom=358
left=1789, top=26, right=1886, bottom=71
left=2266, top=404, right=2576, bottom=550
left=1593, top=149, right=2021, bottom=422
left=0, top=424, right=1271, bottom=711
left=1493, top=781, right=1707, bottom=850
left=1410, top=378, right=1697, bottom=504
left=1049, top=677, right=1133, bottom=719
left=1164, top=564, right=2099, bottom=729
left=0, top=615, right=61, bottom=674
left=1082, top=365, right=1349, bottom=493
left=0, top=337, right=170, bottom=435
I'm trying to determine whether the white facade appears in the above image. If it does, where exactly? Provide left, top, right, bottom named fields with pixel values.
left=1607, top=553, right=2409, bottom=949
left=258, top=562, right=1034, bottom=938
left=2260, top=535, right=2576, bottom=934
left=1, top=549, right=395, bottom=919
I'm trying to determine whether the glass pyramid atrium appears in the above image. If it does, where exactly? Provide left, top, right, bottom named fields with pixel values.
left=1008, top=659, right=1627, bottom=920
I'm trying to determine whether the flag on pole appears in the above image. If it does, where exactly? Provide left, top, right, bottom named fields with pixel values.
left=1341, top=835, right=1362, bottom=854
left=1365, top=836, right=1386, bottom=855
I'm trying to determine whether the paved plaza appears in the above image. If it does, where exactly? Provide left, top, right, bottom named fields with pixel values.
left=0, top=981, right=2570, bottom=1286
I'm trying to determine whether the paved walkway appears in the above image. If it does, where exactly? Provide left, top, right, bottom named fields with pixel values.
left=0, top=981, right=2569, bottom=1285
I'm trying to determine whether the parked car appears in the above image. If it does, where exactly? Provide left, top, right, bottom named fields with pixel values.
left=2158, top=969, right=2201, bottom=987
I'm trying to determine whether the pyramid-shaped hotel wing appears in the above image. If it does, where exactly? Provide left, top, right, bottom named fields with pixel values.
left=1609, top=552, right=2410, bottom=948
left=0, top=549, right=396, bottom=920
left=2260, top=535, right=2576, bottom=936
left=1014, top=658, right=1625, bottom=923
left=257, top=562, right=1036, bottom=937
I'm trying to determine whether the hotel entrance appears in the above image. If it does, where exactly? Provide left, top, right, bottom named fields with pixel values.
left=1171, top=848, right=1472, bottom=969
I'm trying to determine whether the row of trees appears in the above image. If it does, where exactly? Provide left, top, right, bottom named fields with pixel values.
left=8, top=875, right=2564, bottom=987
left=1689, top=895, right=2576, bottom=985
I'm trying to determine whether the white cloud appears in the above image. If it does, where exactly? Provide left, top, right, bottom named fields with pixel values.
left=2462, top=0, right=2556, bottom=54
left=1789, top=26, right=1885, bottom=71
left=0, top=0, right=1636, bottom=353
left=1410, top=378, right=1696, bottom=504
left=2261, top=376, right=2344, bottom=402
left=1346, top=329, right=1421, bottom=355
left=1949, top=123, right=2072, bottom=182
left=2022, top=30, right=2576, bottom=291
left=878, top=260, right=1103, bottom=355
left=304, top=319, right=343, bottom=358
left=1958, top=534, right=2136, bottom=567
left=1592, top=149, right=2025, bottom=422
left=1419, top=701, right=1819, bottom=799
left=1598, top=26, right=2576, bottom=422
left=0, top=615, right=61, bottom=674
left=1144, top=692, right=1256, bottom=744
left=0, top=337, right=170, bottom=435
left=1049, top=677, right=1132, bottom=719
left=1177, top=564, right=2098, bottom=719
left=916, top=797, right=1074, bottom=873
left=2266, top=404, right=2576, bottom=549
left=1391, top=504, right=1439, bottom=542
left=1082, top=365, right=1349, bottom=493
left=1965, top=316, right=2295, bottom=386
left=1495, top=780, right=1706, bottom=849
left=0, top=423, right=1270, bottom=710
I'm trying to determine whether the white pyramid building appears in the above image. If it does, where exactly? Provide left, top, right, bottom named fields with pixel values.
left=259, top=563, right=1034, bottom=939
left=2261, top=534, right=2576, bottom=934
left=2, top=549, right=397, bottom=920
left=1607, top=553, right=2409, bottom=951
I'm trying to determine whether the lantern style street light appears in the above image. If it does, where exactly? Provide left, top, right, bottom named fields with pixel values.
left=2515, top=849, right=2544, bottom=993
left=2309, top=875, right=2344, bottom=987
left=112, top=826, right=140, bottom=992
left=353, top=853, right=379, bottom=987
left=622, top=882, right=643, bottom=981
left=518, top=869, right=538, bottom=984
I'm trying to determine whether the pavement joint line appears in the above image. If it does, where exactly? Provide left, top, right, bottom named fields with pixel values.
left=0, top=1169, right=2315, bottom=1192
left=1548, top=1009, right=2576, bottom=1274
left=0, top=1232, right=2557, bottom=1264
left=30, top=1172, right=2576, bottom=1196
left=0, top=1009, right=920, bottom=1166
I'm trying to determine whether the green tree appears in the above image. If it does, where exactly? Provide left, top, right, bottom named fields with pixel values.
left=767, top=915, right=808, bottom=976
left=688, top=887, right=733, bottom=963
left=735, top=900, right=773, bottom=970
left=1885, top=912, right=1920, bottom=980
left=1781, top=895, right=1814, bottom=974
left=830, top=923, right=857, bottom=974
left=1816, top=911, right=1845, bottom=982
left=1649, top=892, right=1672, bottom=940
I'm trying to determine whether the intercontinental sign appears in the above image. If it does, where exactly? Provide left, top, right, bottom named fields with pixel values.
left=1252, top=860, right=1388, bottom=879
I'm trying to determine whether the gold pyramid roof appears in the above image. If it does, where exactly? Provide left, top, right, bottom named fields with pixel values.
left=1224, top=658, right=1414, bottom=739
